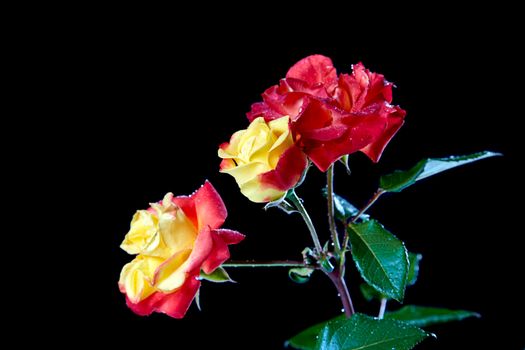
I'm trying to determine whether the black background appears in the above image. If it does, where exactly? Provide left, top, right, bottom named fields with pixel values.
left=84, top=12, right=522, bottom=349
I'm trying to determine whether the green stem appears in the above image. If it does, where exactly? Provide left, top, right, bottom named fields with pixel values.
left=342, top=189, right=385, bottom=251
left=288, top=190, right=323, bottom=254
left=378, top=298, right=388, bottom=319
left=327, top=270, right=355, bottom=318
left=349, top=189, right=385, bottom=225
left=327, top=165, right=341, bottom=253
left=222, top=260, right=308, bottom=268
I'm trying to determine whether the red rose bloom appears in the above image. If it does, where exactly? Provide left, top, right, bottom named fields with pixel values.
left=247, top=55, right=406, bottom=171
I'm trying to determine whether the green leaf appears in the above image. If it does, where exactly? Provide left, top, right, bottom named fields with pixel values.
left=385, top=306, right=480, bottom=327
left=360, top=283, right=386, bottom=301
left=200, top=267, right=234, bottom=283
left=314, top=313, right=430, bottom=350
left=286, top=314, right=346, bottom=350
left=407, top=253, right=422, bottom=286
left=380, top=159, right=426, bottom=193
left=289, top=267, right=314, bottom=284
left=379, top=151, right=501, bottom=193
left=322, top=189, right=370, bottom=223
left=348, top=220, right=409, bottom=301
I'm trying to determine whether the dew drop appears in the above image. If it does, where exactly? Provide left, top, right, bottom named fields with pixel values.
left=341, top=308, right=345, bottom=313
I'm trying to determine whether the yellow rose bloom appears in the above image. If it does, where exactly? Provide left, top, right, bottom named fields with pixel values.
left=218, top=116, right=307, bottom=203
left=118, top=182, right=244, bottom=318
left=119, top=193, right=196, bottom=302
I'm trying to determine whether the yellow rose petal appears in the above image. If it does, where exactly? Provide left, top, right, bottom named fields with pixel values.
left=157, top=208, right=198, bottom=257
left=120, top=255, right=163, bottom=303
left=154, top=249, right=192, bottom=292
left=220, top=161, right=270, bottom=185
left=120, top=210, right=159, bottom=255
left=268, top=115, right=290, bottom=134
left=240, top=176, right=285, bottom=203
left=218, top=130, right=246, bottom=159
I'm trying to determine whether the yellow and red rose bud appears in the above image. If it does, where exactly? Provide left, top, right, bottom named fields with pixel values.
left=119, top=181, right=244, bottom=318
left=218, top=116, right=307, bottom=203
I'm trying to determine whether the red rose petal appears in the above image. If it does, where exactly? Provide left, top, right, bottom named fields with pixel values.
left=263, top=90, right=306, bottom=121
left=155, top=277, right=201, bottom=318
left=360, top=105, right=406, bottom=162
left=192, top=180, right=227, bottom=230
left=171, top=196, right=198, bottom=230
left=259, top=145, right=308, bottom=192
left=125, top=294, right=156, bottom=316
left=184, top=226, right=214, bottom=275
left=125, top=275, right=200, bottom=318
left=212, top=228, right=246, bottom=245
left=293, top=97, right=334, bottom=133
left=286, top=54, right=337, bottom=88
left=201, top=231, right=230, bottom=275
